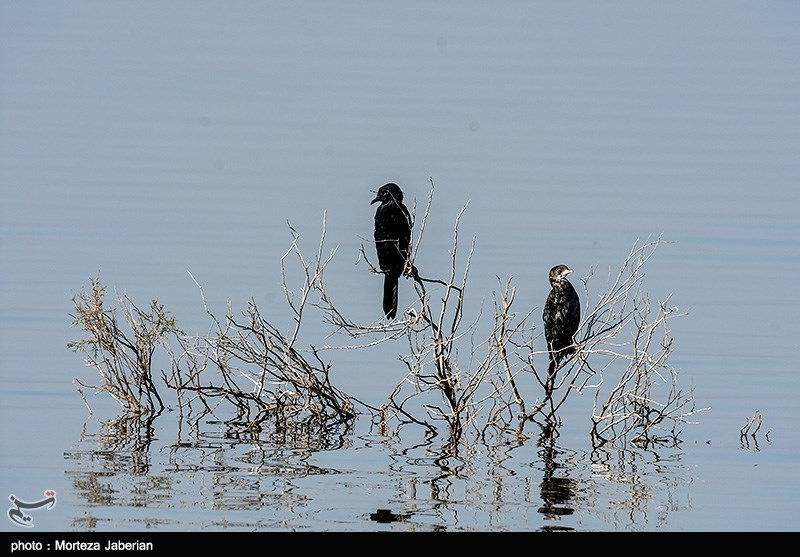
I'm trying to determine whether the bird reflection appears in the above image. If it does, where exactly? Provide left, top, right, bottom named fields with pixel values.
left=537, top=434, right=577, bottom=524
left=369, top=508, right=412, bottom=523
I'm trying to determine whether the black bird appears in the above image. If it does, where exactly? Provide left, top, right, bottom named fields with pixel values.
left=371, top=183, right=412, bottom=320
left=543, top=264, right=581, bottom=378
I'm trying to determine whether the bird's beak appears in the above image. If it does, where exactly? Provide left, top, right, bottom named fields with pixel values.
left=370, top=194, right=380, bottom=204
left=565, top=268, right=573, bottom=276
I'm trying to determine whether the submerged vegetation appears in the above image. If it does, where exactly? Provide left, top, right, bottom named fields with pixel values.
left=69, top=180, right=701, bottom=452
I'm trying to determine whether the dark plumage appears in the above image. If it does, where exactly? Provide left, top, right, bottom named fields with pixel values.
left=543, top=264, right=581, bottom=377
left=371, top=183, right=412, bottom=320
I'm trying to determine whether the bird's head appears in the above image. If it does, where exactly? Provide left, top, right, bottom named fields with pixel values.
left=371, top=183, right=404, bottom=205
left=549, top=264, right=573, bottom=285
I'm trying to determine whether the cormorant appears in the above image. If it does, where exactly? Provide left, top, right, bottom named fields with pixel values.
left=543, top=264, right=581, bottom=378
left=371, top=183, right=412, bottom=320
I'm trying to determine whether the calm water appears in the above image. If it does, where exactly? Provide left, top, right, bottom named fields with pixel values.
left=1, top=2, right=799, bottom=532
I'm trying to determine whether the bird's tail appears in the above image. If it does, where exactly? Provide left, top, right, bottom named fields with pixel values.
left=383, top=274, right=399, bottom=320
left=547, top=358, right=556, bottom=393
left=547, top=344, right=576, bottom=391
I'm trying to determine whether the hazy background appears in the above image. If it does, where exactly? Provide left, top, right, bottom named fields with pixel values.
left=1, top=1, right=799, bottom=531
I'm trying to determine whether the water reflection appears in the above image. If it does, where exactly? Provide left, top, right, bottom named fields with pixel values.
left=537, top=435, right=577, bottom=526
left=64, top=415, right=161, bottom=508
left=63, top=410, right=695, bottom=530
left=369, top=508, right=412, bottom=524
left=64, top=413, right=353, bottom=529
left=587, top=446, right=692, bottom=530
left=374, top=426, right=696, bottom=531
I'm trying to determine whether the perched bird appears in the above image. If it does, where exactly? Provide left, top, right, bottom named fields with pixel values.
left=543, top=264, right=581, bottom=379
left=371, top=183, right=412, bottom=320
